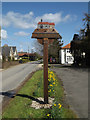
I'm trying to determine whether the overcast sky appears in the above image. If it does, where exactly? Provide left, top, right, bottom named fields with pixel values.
left=1, top=2, right=88, bottom=52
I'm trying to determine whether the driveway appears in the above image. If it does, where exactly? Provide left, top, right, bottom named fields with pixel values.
left=52, top=65, right=88, bottom=118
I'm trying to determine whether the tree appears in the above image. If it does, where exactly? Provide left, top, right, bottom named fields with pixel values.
left=48, top=39, right=63, bottom=63
left=71, top=13, right=90, bottom=67
left=33, top=38, right=63, bottom=63
left=33, top=39, right=43, bottom=56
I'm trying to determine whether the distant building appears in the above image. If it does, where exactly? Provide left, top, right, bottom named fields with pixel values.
left=0, top=50, right=2, bottom=60
left=37, top=22, right=55, bottom=29
left=59, top=43, right=74, bottom=64
left=18, top=52, right=36, bottom=61
left=2, top=44, right=18, bottom=61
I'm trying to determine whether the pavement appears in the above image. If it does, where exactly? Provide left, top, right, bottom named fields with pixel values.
left=52, top=65, right=88, bottom=118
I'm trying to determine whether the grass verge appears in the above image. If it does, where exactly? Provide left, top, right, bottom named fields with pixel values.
left=2, top=70, right=77, bottom=119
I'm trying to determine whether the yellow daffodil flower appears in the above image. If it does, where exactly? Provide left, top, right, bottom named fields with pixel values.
left=53, top=78, right=56, bottom=81
left=58, top=103, right=62, bottom=109
left=48, top=89, right=51, bottom=92
left=50, top=84, right=53, bottom=87
left=50, top=72, right=53, bottom=74
left=47, top=114, right=50, bottom=117
left=53, top=82, right=55, bottom=85
left=54, top=104, right=56, bottom=106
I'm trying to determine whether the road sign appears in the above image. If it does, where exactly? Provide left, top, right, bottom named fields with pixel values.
left=32, top=26, right=62, bottom=104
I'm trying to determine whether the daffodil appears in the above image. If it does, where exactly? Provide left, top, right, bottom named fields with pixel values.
left=58, top=103, right=62, bottom=109
left=48, top=89, right=51, bottom=92
left=47, top=114, right=50, bottom=117
left=54, top=104, right=56, bottom=106
left=49, top=84, right=53, bottom=87
left=53, top=82, right=55, bottom=85
left=50, top=72, right=53, bottom=74
left=50, top=75, right=52, bottom=78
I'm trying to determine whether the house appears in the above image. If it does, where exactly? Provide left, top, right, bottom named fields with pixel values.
left=37, top=21, right=55, bottom=29
left=18, top=52, right=36, bottom=61
left=2, top=44, right=18, bottom=61
left=59, top=43, right=74, bottom=64
left=0, top=50, right=2, bottom=60
left=0, top=41, right=2, bottom=60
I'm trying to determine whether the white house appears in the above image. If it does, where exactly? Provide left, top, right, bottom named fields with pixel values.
left=9, top=46, right=18, bottom=60
left=0, top=52, right=2, bottom=60
left=2, top=44, right=18, bottom=61
left=59, top=43, right=74, bottom=64
left=37, top=22, right=55, bottom=29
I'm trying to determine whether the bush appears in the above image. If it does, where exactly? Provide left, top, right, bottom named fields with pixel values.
left=19, top=58, right=30, bottom=63
left=8, top=56, right=11, bottom=62
left=2, top=55, right=6, bottom=62
left=12, top=57, right=15, bottom=61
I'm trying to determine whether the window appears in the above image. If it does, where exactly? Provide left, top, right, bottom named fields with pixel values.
left=67, top=49, right=70, bottom=53
left=40, top=25, right=43, bottom=29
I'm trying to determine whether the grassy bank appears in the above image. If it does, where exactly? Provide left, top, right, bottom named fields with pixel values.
left=2, top=70, right=77, bottom=119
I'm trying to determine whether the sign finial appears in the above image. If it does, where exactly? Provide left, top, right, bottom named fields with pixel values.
left=41, top=19, right=43, bottom=22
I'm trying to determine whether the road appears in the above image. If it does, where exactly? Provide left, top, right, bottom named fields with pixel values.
left=0, top=61, right=42, bottom=114
left=52, top=65, right=88, bottom=118
left=2, top=61, right=42, bottom=92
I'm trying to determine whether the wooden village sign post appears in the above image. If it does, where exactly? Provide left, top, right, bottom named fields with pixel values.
left=31, top=21, right=62, bottom=104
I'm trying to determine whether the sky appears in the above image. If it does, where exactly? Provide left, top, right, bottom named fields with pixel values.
left=1, top=2, right=88, bottom=53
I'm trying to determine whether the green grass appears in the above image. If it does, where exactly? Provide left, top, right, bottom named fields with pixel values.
left=2, top=70, right=77, bottom=119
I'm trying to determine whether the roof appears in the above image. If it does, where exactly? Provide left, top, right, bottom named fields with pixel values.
left=32, top=28, right=58, bottom=33
left=32, top=28, right=62, bottom=39
left=38, top=22, right=55, bottom=25
left=62, top=43, right=71, bottom=49
left=18, top=53, right=36, bottom=57
left=18, top=53, right=26, bottom=56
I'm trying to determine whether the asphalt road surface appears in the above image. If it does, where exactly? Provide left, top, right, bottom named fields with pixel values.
left=0, top=61, right=42, bottom=111
left=52, top=65, right=88, bottom=118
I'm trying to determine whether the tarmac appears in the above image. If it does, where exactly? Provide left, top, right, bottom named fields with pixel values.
left=52, top=65, right=88, bottom=118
